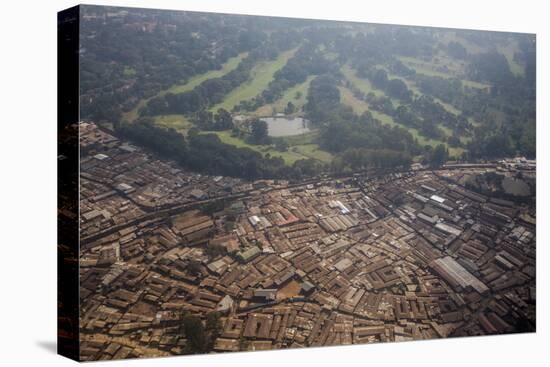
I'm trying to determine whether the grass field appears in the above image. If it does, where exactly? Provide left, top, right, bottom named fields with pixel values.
left=210, top=48, right=297, bottom=112
left=341, top=65, right=386, bottom=98
left=461, top=79, right=492, bottom=90
left=291, top=144, right=334, bottom=163
left=439, top=32, right=485, bottom=54
left=200, top=129, right=333, bottom=165
left=397, top=55, right=491, bottom=90
left=166, top=53, right=247, bottom=95
left=253, top=75, right=315, bottom=117
left=123, top=48, right=472, bottom=163
left=398, top=56, right=456, bottom=78
left=279, top=130, right=319, bottom=146
left=395, top=70, right=483, bottom=128
left=497, top=41, right=524, bottom=77
left=338, top=84, right=464, bottom=157
left=200, top=130, right=325, bottom=165
left=338, top=86, right=370, bottom=115
left=381, top=67, right=463, bottom=116
left=123, top=66, right=136, bottom=77
left=122, top=53, right=247, bottom=123
left=337, top=83, right=399, bottom=129
left=440, top=31, right=519, bottom=83
left=153, top=114, right=193, bottom=135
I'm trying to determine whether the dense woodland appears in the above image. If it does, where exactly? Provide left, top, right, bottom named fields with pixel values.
left=80, top=6, right=536, bottom=180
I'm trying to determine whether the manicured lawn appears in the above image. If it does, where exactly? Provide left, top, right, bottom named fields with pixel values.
left=166, top=53, right=247, bottom=95
left=338, top=86, right=369, bottom=115
left=397, top=56, right=491, bottom=90
left=210, top=48, right=298, bottom=112
left=203, top=130, right=256, bottom=149
left=439, top=125, right=453, bottom=138
left=122, top=98, right=148, bottom=123
left=200, top=130, right=305, bottom=165
left=341, top=65, right=386, bottom=98
left=497, top=41, right=524, bottom=76
left=448, top=147, right=465, bottom=157
left=279, top=130, right=319, bottom=146
left=338, top=85, right=464, bottom=157
left=462, top=79, right=492, bottom=90
left=122, top=53, right=247, bottom=123
left=201, top=129, right=333, bottom=165
left=435, top=99, right=461, bottom=115
left=273, top=78, right=310, bottom=114
left=468, top=117, right=481, bottom=127
left=380, top=63, right=475, bottom=117
left=291, top=144, right=333, bottom=163
left=369, top=110, right=398, bottom=128
left=399, top=56, right=455, bottom=79
left=440, top=32, right=484, bottom=54
left=337, top=83, right=399, bottom=129
left=154, top=114, right=193, bottom=135
left=123, top=66, right=136, bottom=77
left=261, top=75, right=315, bottom=116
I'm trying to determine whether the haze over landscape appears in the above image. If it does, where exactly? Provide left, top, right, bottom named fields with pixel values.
left=64, top=5, right=536, bottom=360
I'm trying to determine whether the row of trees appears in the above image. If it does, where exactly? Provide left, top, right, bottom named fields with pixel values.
left=193, top=108, right=234, bottom=131
left=344, top=72, right=470, bottom=143
left=304, top=74, right=344, bottom=123
left=115, top=118, right=324, bottom=180
left=181, top=312, right=221, bottom=354
left=334, top=148, right=412, bottom=172
left=318, top=115, right=420, bottom=155
left=83, top=8, right=535, bottom=173
left=235, top=43, right=339, bottom=112
left=347, top=32, right=535, bottom=160
left=80, top=9, right=267, bottom=123
left=303, top=74, right=421, bottom=171
left=141, top=53, right=257, bottom=116
left=359, top=67, right=413, bottom=102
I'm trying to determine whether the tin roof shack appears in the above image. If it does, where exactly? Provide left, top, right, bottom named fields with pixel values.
left=171, top=211, right=214, bottom=246
left=236, top=246, right=261, bottom=263
left=189, top=189, right=208, bottom=200
left=243, top=313, right=274, bottom=339
left=216, top=295, right=234, bottom=314
left=210, top=234, right=240, bottom=254
left=301, top=281, right=316, bottom=295
left=75, top=123, right=536, bottom=354
left=115, top=183, right=135, bottom=195
left=252, top=289, right=277, bottom=303
left=430, top=256, right=489, bottom=294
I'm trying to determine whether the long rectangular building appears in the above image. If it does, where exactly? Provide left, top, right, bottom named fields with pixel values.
left=430, top=256, right=489, bottom=294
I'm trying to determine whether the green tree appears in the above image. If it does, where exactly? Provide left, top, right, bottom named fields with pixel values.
left=182, top=314, right=206, bottom=353
left=205, top=312, right=222, bottom=350
left=284, top=101, right=296, bottom=115
left=430, top=144, right=449, bottom=168
left=249, top=118, right=270, bottom=145
left=214, top=108, right=233, bottom=130
left=205, top=243, right=226, bottom=259
left=275, top=139, right=289, bottom=152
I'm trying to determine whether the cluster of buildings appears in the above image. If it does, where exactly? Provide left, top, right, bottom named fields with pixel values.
left=77, top=122, right=536, bottom=361
left=79, top=122, right=250, bottom=239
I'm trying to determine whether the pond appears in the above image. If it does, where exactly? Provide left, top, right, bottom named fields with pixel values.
left=261, top=116, right=312, bottom=137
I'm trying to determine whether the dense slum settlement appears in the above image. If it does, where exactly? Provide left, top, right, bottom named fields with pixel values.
left=76, top=122, right=536, bottom=360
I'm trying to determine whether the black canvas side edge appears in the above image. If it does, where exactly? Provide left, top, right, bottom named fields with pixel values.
left=57, top=4, right=80, bottom=362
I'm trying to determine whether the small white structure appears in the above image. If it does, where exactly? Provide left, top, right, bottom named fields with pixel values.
left=248, top=215, right=261, bottom=226
left=94, top=153, right=109, bottom=161
left=430, top=195, right=446, bottom=204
